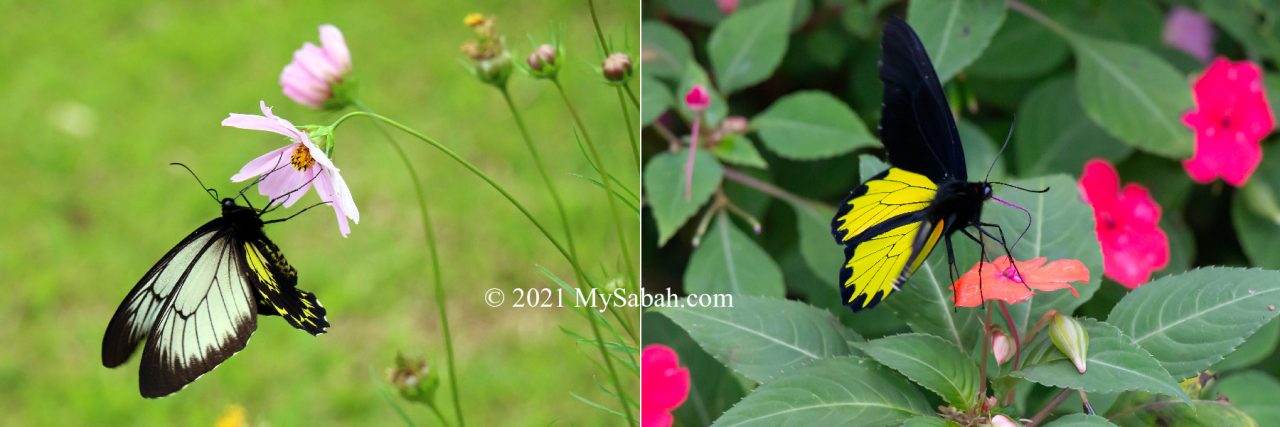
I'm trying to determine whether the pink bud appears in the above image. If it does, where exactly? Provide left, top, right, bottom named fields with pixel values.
left=722, top=116, right=749, bottom=134
left=1163, top=7, right=1214, bottom=62
left=990, top=414, right=1020, bottom=427
left=685, top=85, right=711, bottom=113
left=717, top=0, right=739, bottom=15
left=992, top=330, right=1013, bottom=366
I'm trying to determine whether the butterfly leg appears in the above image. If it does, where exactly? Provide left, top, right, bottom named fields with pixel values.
left=945, top=234, right=959, bottom=309
left=972, top=223, right=1034, bottom=290
left=958, top=227, right=988, bottom=304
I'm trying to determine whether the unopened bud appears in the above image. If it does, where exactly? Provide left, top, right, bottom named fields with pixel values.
left=473, top=53, right=513, bottom=87
left=990, top=414, right=1021, bottom=427
left=603, top=52, right=633, bottom=83
left=722, top=116, right=749, bottom=134
left=388, top=353, right=440, bottom=406
left=992, top=330, right=1013, bottom=366
left=526, top=44, right=560, bottom=79
left=685, top=85, right=711, bottom=113
left=1049, top=313, right=1089, bottom=374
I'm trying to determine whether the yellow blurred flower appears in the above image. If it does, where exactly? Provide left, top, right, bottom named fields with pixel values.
left=214, top=404, right=248, bottom=427
left=463, top=13, right=485, bottom=27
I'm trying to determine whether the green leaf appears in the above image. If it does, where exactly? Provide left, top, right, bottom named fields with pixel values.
left=881, top=252, right=983, bottom=351
left=1069, top=33, right=1194, bottom=158
left=641, top=312, right=746, bottom=426
left=678, top=63, right=729, bottom=124
left=659, top=296, right=852, bottom=382
left=968, top=11, right=1069, bottom=79
left=1108, top=399, right=1258, bottom=427
left=710, top=356, right=930, bottom=426
left=790, top=200, right=841, bottom=286
left=753, top=91, right=877, bottom=160
left=1234, top=146, right=1280, bottom=268
left=906, top=0, right=1008, bottom=83
left=707, top=0, right=795, bottom=94
left=1043, top=414, right=1119, bottom=427
left=1212, top=370, right=1280, bottom=426
left=1014, top=318, right=1187, bottom=400
left=712, top=134, right=768, bottom=168
left=901, top=416, right=962, bottom=427
left=1106, top=267, right=1280, bottom=379
left=641, top=20, right=693, bottom=81
left=644, top=149, right=724, bottom=246
left=1014, top=77, right=1132, bottom=176
left=685, top=214, right=785, bottom=297
left=858, top=154, right=889, bottom=181
left=860, top=333, right=982, bottom=409
left=641, top=76, right=672, bottom=126
left=1213, top=317, right=1280, bottom=372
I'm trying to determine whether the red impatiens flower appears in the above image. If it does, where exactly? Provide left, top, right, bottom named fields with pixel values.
left=1079, top=159, right=1169, bottom=288
left=641, top=344, right=690, bottom=427
left=953, top=256, right=1089, bottom=307
left=1182, top=58, right=1275, bottom=186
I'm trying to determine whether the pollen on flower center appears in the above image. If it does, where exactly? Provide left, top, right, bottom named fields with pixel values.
left=290, top=144, right=316, bottom=170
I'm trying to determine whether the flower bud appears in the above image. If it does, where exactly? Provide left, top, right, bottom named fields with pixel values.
left=722, top=116, right=749, bottom=134
left=602, top=52, right=633, bottom=83
left=717, top=0, right=739, bottom=15
left=388, top=353, right=440, bottom=407
left=1048, top=313, right=1089, bottom=374
left=473, top=53, right=513, bottom=87
left=990, top=414, right=1021, bottom=427
left=991, top=330, right=1013, bottom=366
left=525, top=43, right=561, bottom=79
left=685, top=85, right=711, bottom=113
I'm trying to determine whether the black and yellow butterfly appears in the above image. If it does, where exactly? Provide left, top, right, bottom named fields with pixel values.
left=103, top=166, right=328, bottom=398
left=830, top=18, right=1030, bottom=313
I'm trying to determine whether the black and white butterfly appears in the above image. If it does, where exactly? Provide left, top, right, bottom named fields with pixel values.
left=102, top=164, right=329, bottom=398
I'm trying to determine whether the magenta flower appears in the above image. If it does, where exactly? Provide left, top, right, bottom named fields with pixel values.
left=717, top=0, right=739, bottom=15
left=1182, top=58, right=1275, bottom=186
left=1079, top=159, right=1168, bottom=288
left=1163, top=7, right=1214, bottom=62
left=223, top=101, right=360, bottom=237
left=641, top=345, right=689, bottom=427
left=685, top=86, right=710, bottom=112
left=280, top=24, right=353, bottom=110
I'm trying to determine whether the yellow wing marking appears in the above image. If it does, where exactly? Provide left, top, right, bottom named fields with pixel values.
left=244, top=244, right=278, bottom=292
left=907, top=219, right=945, bottom=275
left=844, top=221, right=921, bottom=307
left=834, top=167, right=937, bottom=243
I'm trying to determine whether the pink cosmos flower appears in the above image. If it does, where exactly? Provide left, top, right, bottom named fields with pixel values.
left=223, top=101, right=360, bottom=237
left=641, top=345, right=689, bottom=427
left=1163, top=7, right=1214, bottom=62
left=280, top=24, right=353, bottom=109
left=717, top=0, right=739, bottom=15
left=1182, top=58, right=1275, bottom=186
left=1079, top=159, right=1168, bottom=288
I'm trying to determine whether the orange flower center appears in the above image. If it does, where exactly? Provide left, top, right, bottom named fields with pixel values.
left=290, top=144, right=316, bottom=171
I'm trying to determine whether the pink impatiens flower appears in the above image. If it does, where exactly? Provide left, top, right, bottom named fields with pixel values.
left=281, top=24, right=353, bottom=110
left=1079, top=159, right=1169, bottom=288
left=223, top=101, right=360, bottom=236
left=641, top=344, right=689, bottom=427
left=1182, top=58, right=1275, bottom=186
left=952, top=256, right=1088, bottom=307
left=717, top=0, right=739, bottom=15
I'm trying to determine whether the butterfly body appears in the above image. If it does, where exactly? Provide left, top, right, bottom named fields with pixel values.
left=831, top=18, right=1008, bottom=312
left=103, top=197, right=327, bottom=398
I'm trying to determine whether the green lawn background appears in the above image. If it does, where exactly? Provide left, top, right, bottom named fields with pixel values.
left=0, top=0, right=640, bottom=425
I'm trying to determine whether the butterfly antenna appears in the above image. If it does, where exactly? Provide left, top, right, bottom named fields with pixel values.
left=984, top=116, right=1016, bottom=182
left=236, top=151, right=291, bottom=199
left=170, top=162, right=220, bottom=202
left=991, top=196, right=1034, bottom=250
left=261, top=170, right=325, bottom=215
left=263, top=201, right=332, bottom=224
left=991, top=181, right=1051, bottom=193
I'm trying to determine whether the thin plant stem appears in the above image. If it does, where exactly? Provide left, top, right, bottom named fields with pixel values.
left=1027, top=388, right=1074, bottom=427
left=429, top=405, right=452, bottom=427
left=371, top=367, right=421, bottom=427
left=624, top=84, right=639, bottom=109
left=352, top=100, right=464, bottom=427
left=998, top=301, right=1022, bottom=370
left=616, top=87, right=640, bottom=171
left=586, top=0, right=610, bottom=56
left=330, top=110, right=636, bottom=426
left=552, top=80, right=637, bottom=297
left=1009, top=0, right=1072, bottom=39
left=721, top=166, right=830, bottom=210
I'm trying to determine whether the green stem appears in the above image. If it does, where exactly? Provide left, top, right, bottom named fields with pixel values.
left=352, top=101, right=464, bottom=427
left=551, top=80, right=638, bottom=427
left=624, top=84, right=640, bottom=109
left=1008, top=0, right=1072, bottom=39
left=500, top=88, right=637, bottom=342
left=429, top=405, right=452, bottom=427
left=615, top=87, right=640, bottom=172
left=586, top=0, right=611, bottom=55
left=332, top=110, right=635, bottom=426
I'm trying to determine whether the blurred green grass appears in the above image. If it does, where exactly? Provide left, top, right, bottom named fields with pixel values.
left=0, top=0, right=640, bottom=425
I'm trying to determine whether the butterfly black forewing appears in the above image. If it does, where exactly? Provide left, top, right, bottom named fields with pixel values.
left=879, top=17, right=967, bottom=183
